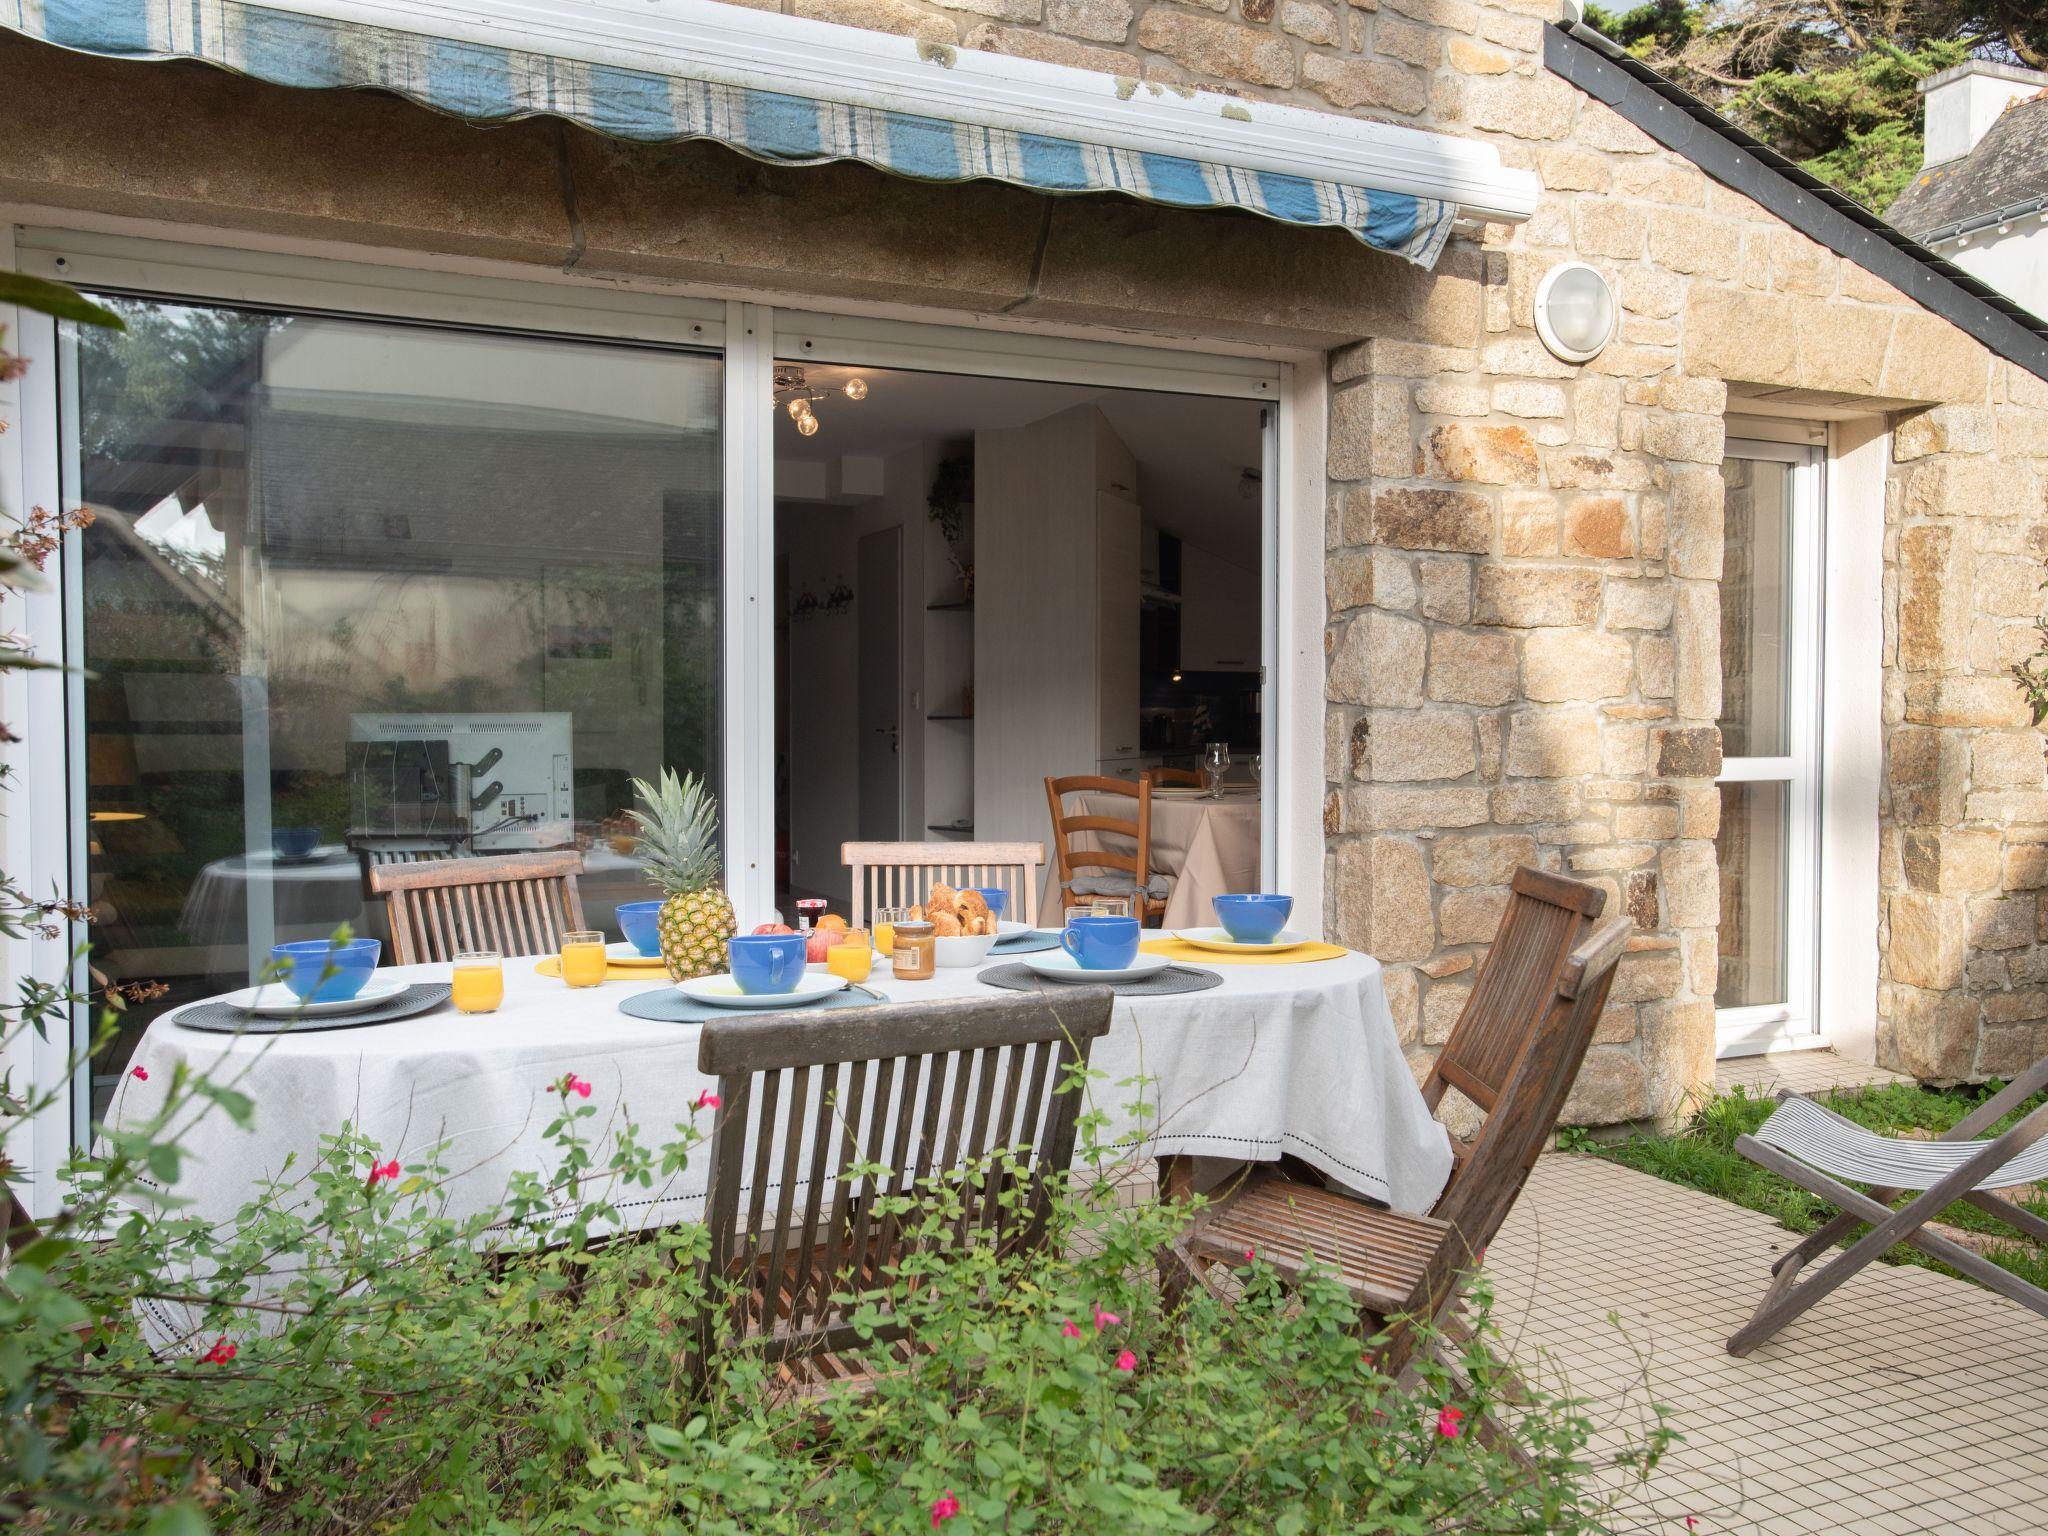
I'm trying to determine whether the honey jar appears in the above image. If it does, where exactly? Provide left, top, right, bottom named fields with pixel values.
left=890, top=919, right=936, bottom=981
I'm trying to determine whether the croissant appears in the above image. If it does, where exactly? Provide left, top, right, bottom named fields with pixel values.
left=928, top=882, right=958, bottom=913
left=957, top=890, right=989, bottom=919
left=931, top=909, right=964, bottom=937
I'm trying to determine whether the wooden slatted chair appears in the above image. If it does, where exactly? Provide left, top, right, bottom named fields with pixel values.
left=1142, top=766, right=1202, bottom=790
left=1044, top=774, right=1168, bottom=925
left=691, top=989, right=1114, bottom=1398
left=367, top=851, right=587, bottom=964
left=841, top=841, right=1045, bottom=928
left=1170, top=869, right=1624, bottom=1379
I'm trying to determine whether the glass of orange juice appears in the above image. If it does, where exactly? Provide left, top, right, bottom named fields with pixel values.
left=560, top=930, right=608, bottom=988
left=451, top=949, right=504, bottom=1014
left=874, top=907, right=907, bottom=958
left=827, top=932, right=873, bottom=985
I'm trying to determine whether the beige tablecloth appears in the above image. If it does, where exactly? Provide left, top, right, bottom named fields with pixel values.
left=1043, top=790, right=1261, bottom=929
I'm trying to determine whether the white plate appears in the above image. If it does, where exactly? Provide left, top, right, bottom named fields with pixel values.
left=1173, top=927, right=1316, bottom=955
left=674, top=972, right=849, bottom=1009
left=1017, top=949, right=1171, bottom=985
left=215, top=977, right=410, bottom=1017
left=997, top=919, right=1032, bottom=937
left=607, top=942, right=666, bottom=965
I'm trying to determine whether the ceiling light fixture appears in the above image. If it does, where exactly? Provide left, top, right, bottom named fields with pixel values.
left=774, top=364, right=871, bottom=436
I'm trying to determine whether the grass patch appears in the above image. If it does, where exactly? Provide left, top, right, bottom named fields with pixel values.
left=1582, top=1080, right=2048, bottom=1292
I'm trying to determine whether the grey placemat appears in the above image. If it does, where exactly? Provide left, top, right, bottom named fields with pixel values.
left=974, top=962, right=1224, bottom=997
left=618, top=987, right=880, bottom=1024
left=991, top=930, right=1062, bottom=955
left=170, top=984, right=452, bottom=1034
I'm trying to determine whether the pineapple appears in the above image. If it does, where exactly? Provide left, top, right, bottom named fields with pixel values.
left=627, top=769, right=736, bottom=982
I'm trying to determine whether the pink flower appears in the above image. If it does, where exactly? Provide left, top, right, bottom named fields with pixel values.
left=694, top=1090, right=721, bottom=1111
left=367, top=1158, right=401, bottom=1186
left=1092, top=1303, right=1121, bottom=1332
left=1114, top=1349, right=1137, bottom=1373
left=1060, top=1319, right=1082, bottom=1339
left=930, top=1490, right=962, bottom=1528
left=1684, top=1521, right=1698, bottom=1532
left=1244, top=1246, right=1256, bottom=1264
left=368, top=1404, right=393, bottom=1426
left=561, top=1073, right=592, bottom=1099
left=130, top=1065, right=148, bottom=1081
left=201, top=1337, right=237, bottom=1365
left=1436, top=1405, right=1465, bottom=1439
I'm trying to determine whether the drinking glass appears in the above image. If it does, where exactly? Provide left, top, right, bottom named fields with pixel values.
left=1250, top=754, right=1262, bottom=787
left=875, top=906, right=910, bottom=958
left=1203, top=741, right=1231, bottom=799
left=451, top=949, right=504, bottom=1014
left=826, top=933, right=874, bottom=985
left=560, top=930, right=608, bottom=988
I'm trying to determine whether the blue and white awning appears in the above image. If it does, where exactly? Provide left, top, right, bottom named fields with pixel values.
left=3, top=0, right=1539, bottom=267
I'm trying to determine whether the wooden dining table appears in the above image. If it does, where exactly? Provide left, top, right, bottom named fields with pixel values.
left=1043, top=788, right=1262, bottom=928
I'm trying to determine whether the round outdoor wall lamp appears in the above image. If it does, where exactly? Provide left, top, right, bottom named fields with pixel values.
left=1533, top=261, right=1617, bottom=364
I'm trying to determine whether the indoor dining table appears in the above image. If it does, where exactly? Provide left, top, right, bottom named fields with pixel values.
left=114, top=943, right=1451, bottom=1336
left=1045, top=788, right=1262, bottom=929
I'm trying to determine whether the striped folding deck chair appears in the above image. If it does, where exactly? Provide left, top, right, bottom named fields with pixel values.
left=1727, top=1054, right=2048, bottom=1356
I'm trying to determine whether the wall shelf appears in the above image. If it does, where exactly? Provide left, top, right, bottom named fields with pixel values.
left=927, top=822, right=975, bottom=835
left=926, top=599, right=974, bottom=612
left=926, top=713, right=974, bottom=722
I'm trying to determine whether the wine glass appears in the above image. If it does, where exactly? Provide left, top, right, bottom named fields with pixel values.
left=1250, top=753, right=1262, bottom=787
left=1203, top=741, right=1231, bottom=799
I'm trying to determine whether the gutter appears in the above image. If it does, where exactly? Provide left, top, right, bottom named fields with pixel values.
left=1911, top=193, right=2048, bottom=249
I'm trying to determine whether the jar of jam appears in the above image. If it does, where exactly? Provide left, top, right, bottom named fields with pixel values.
left=890, top=919, right=936, bottom=981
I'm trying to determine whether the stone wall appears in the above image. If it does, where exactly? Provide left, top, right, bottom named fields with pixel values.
left=6, top=10, right=2048, bottom=1113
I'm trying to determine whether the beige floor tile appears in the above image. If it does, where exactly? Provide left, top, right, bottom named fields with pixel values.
left=1481, top=1156, right=2048, bottom=1536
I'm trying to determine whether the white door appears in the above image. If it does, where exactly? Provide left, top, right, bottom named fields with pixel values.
left=1715, top=441, right=1824, bottom=1056
left=856, top=526, right=904, bottom=841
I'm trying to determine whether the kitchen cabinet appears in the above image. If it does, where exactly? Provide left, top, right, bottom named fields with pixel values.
left=1178, top=541, right=1259, bottom=673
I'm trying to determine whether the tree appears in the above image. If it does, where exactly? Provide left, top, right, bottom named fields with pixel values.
left=1585, top=0, right=2048, bottom=211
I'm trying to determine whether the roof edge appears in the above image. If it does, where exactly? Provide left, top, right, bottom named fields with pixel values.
left=1543, top=23, right=2048, bottom=388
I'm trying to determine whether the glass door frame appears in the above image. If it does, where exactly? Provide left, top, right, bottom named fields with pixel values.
left=1715, top=437, right=1826, bottom=1056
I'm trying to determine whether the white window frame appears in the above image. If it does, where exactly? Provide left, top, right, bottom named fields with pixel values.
left=2, top=222, right=1317, bottom=1178
left=1715, top=437, right=1826, bottom=1057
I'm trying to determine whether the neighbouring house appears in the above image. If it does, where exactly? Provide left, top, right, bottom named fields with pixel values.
left=6, top=0, right=2048, bottom=1203
left=1890, top=59, right=2048, bottom=323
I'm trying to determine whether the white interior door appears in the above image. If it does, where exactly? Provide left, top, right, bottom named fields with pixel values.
left=856, top=526, right=904, bottom=842
left=1715, top=441, right=1824, bottom=1056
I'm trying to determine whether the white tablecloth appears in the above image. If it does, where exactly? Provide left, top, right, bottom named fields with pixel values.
left=1044, top=791, right=1262, bottom=929
left=115, top=948, right=1451, bottom=1245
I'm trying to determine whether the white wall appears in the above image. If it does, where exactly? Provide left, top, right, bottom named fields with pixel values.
left=1941, top=227, right=2048, bottom=326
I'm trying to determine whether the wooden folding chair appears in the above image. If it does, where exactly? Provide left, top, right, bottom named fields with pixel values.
left=1727, top=1055, right=2048, bottom=1355
left=690, top=989, right=1114, bottom=1397
left=1044, top=774, right=1168, bottom=925
left=840, top=841, right=1044, bottom=928
left=1142, top=767, right=1202, bottom=790
left=368, top=850, right=587, bottom=963
left=1170, top=869, right=1625, bottom=1379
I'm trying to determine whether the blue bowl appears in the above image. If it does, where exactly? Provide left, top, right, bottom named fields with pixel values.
left=1213, top=894, right=1293, bottom=945
left=272, top=826, right=321, bottom=858
left=968, top=887, right=1009, bottom=920
left=271, top=938, right=380, bottom=1002
left=1062, top=914, right=1141, bottom=971
left=727, top=933, right=806, bottom=995
left=617, top=900, right=663, bottom=957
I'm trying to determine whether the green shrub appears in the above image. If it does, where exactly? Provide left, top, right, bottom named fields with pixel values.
left=4, top=1051, right=1674, bottom=1534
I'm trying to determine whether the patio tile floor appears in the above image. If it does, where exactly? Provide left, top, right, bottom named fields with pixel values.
left=1712, top=1050, right=1914, bottom=1098
left=1482, top=1155, right=2044, bottom=1535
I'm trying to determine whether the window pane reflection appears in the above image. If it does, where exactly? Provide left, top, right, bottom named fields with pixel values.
left=71, top=299, right=722, bottom=1117
left=1715, top=781, right=1789, bottom=1009
left=1718, top=456, right=1793, bottom=758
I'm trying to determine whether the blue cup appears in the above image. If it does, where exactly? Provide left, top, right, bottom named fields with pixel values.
left=1214, top=893, right=1293, bottom=945
left=272, top=826, right=320, bottom=858
left=271, top=938, right=380, bottom=1003
left=727, top=933, right=806, bottom=995
left=617, top=900, right=663, bottom=957
left=968, top=887, right=1009, bottom=921
left=1062, top=914, right=1141, bottom=971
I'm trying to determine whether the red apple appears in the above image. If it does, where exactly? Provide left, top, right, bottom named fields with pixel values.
left=805, top=929, right=835, bottom=964
left=752, top=922, right=795, bottom=936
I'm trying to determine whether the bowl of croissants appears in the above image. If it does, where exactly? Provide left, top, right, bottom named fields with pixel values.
left=912, top=884, right=1002, bottom=968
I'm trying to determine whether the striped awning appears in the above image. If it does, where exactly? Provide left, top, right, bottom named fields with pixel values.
left=1, top=0, right=1489, bottom=267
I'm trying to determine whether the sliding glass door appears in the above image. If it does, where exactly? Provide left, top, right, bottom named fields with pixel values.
left=1714, top=441, right=1823, bottom=1055
left=61, top=297, right=722, bottom=1117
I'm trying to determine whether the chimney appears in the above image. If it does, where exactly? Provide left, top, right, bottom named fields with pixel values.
left=1920, top=59, right=2048, bottom=168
